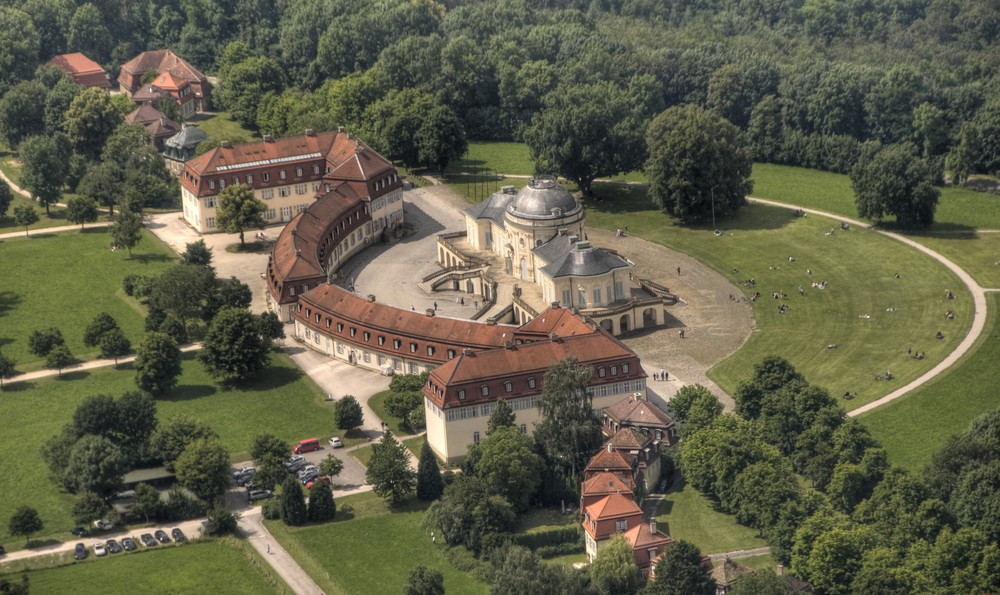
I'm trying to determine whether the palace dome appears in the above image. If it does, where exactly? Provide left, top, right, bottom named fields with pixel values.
left=509, top=177, right=580, bottom=218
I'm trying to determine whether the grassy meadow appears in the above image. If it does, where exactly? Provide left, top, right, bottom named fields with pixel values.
left=0, top=228, right=177, bottom=369
left=193, top=111, right=258, bottom=144
left=266, top=491, right=488, bottom=595
left=0, top=539, right=288, bottom=593
left=655, top=477, right=769, bottom=555
left=0, top=351, right=331, bottom=545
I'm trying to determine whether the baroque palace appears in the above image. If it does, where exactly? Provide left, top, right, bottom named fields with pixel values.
left=188, top=131, right=674, bottom=464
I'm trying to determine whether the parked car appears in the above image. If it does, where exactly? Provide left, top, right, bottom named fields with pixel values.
left=140, top=533, right=157, bottom=547
left=292, top=438, right=320, bottom=454
left=106, top=539, right=122, bottom=554
left=328, top=437, right=343, bottom=448
left=305, top=475, right=333, bottom=489
left=121, top=537, right=137, bottom=551
left=92, top=519, right=113, bottom=531
left=248, top=489, right=273, bottom=502
left=296, top=465, right=318, bottom=480
left=299, top=470, right=320, bottom=485
left=171, top=528, right=186, bottom=542
left=93, top=542, right=107, bottom=556
left=74, top=543, right=87, bottom=560
left=232, top=466, right=256, bottom=479
left=70, top=527, right=90, bottom=537
left=236, top=471, right=256, bottom=486
left=154, top=530, right=171, bottom=543
left=284, top=455, right=306, bottom=472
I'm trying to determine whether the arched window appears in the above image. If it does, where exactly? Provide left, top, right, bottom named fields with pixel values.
left=527, top=378, right=536, bottom=389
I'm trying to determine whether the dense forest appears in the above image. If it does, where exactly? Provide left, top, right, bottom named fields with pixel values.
left=2, top=0, right=1000, bottom=185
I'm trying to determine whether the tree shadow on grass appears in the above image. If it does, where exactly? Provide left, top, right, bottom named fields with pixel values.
left=0, top=290, right=21, bottom=316
left=81, top=226, right=108, bottom=233
left=162, top=384, right=217, bottom=401
left=56, top=370, right=90, bottom=381
left=26, top=538, right=61, bottom=549
left=225, top=364, right=304, bottom=393
left=129, top=253, right=174, bottom=264
left=1, top=380, right=35, bottom=392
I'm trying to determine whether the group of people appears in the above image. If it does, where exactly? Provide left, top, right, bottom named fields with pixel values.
left=615, top=228, right=626, bottom=237
left=907, top=348, right=926, bottom=360
left=653, top=369, right=669, bottom=381
left=811, top=281, right=829, bottom=289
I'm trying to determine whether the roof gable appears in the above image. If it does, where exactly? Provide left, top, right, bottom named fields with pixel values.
left=585, top=493, right=642, bottom=520
left=604, top=395, right=675, bottom=429
left=582, top=471, right=635, bottom=496
left=585, top=448, right=636, bottom=473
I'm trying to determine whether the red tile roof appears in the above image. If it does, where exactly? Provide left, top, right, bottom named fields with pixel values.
left=581, top=471, right=635, bottom=497
left=585, top=493, right=642, bottom=521
left=623, top=521, right=674, bottom=550
left=605, top=427, right=653, bottom=451
left=604, top=395, right=675, bottom=430
left=585, top=447, right=637, bottom=473
left=515, top=306, right=600, bottom=339
left=118, top=50, right=207, bottom=93
left=47, top=53, right=109, bottom=88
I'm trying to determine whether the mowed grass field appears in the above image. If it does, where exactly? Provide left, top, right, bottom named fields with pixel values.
left=655, top=477, right=768, bottom=555
left=907, top=232, right=1000, bottom=289
left=0, top=351, right=331, bottom=545
left=267, top=491, right=488, bottom=595
left=0, top=228, right=176, bottom=368
left=193, top=111, right=258, bottom=143
left=0, top=540, right=287, bottom=593
left=581, top=183, right=968, bottom=406
left=861, top=292, right=1000, bottom=471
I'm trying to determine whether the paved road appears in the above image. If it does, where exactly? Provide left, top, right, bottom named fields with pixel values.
left=238, top=508, right=323, bottom=595
left=747, top=198, right=993, bottom=417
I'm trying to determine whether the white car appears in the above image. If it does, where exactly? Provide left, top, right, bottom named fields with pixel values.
left=93, top=541, right=107, bottom=557
left=328, top=437, right=343, bottom=448
left=92, top=519, right=113, bottom=531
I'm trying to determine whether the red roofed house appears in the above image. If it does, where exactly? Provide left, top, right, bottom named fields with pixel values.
left=602, top=426, right=663, bottom=494
left=180, top=128, right=402, bottom=240
left=118, top=50, right=211, bottom=114
left=47, top=53, right=110, bottom=89
left=125, top=104, right=180, bottom=150
left=581, top=471, right=635, bottom=509
left=582, top=493, right=673, bottom=577
left=603, top=393, right=678, bottom=446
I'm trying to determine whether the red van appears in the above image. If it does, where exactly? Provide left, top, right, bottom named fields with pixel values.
left=293, top=438, right=320, bottom=454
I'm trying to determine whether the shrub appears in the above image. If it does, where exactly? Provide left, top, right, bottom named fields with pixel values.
left=512, top=526, right=581, bottom=550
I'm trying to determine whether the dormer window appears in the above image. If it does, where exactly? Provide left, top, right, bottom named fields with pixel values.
left=481, top=386, right=489, bottom=396
left=528, top=378, right=536, bottom=389
left=280, top=170, right=286, bottom=180
left=337, top=323, right=344, bottom=332
left=458, top=389, right=465, bottom=400
left=598, top=367, right=606, bottom=378
left=504, top=382, right=512, bottom=393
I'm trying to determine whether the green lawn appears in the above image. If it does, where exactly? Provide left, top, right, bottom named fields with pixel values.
left=516, top=508, right=578, bottom=533
left=0, top=539, right=288, bottom=593
left=0, top=192, right=76, bottom=232
left=266, top=491, right=488, bottom=595
left=403, top=434, right=427, bottom=459
left=193, top=112, right=258, bottom=144
left=580, top=182, right=968, bottom=406
left=0, top=228, right=177, bottom=368
left=907, top=232, right=1000, bottom=289
left=368, top=390, right=411, bottom=435
left=751, top=163, right=1000, bottom=231
left=655, top=477, right=768, bottom=555
left=723, top=553, right=779, bottom=573
left=447, top=142, right=534, bottom=176
left=861, top=292, right=1000, bottom=471
left=0, top=142, right=23, bottom=186
left=0, top=350, right=331, bottom=544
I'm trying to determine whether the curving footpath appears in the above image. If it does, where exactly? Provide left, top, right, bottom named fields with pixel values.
left=747, top=198, right=991, bottom=416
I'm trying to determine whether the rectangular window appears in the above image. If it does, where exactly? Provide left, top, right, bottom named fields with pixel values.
left=279, top=170, right=286, bottom=180
left=205, top=197, right=216, bottom=208
left=208, top=180, right=215, bottom=190
left=611, top=365, right=618, bottom=376
left=363, top=331, right=371, bottom=341
left=378, top=336, right=385, bottom=346
left=296, top=167, right=303, bottom=177
left=349, top=327, right=357, bottom=337
left=578, top=289, right=586, bottom=305
left=622, top=363, right=629, bottom=373
left=262, top=188, right=274, bottom=199
left=427, top=346, right=435, bottom=356
left=409, top=343, right=417, bottom=353
left=205, top=217, right=215, bottom=228
left=296, top=184, right=306, bottom=195
left=473, top=431, right=480, bottom=444
left=219, top=179, right=226, bottom=188
left=313, top=165, right=320, bottom=175
left=528, top=378, right=536, bottom=389
left=447, top=349, right=455, bottom=359
left=336, top=323, right=344, bottom=332
left=312, top=182, right=320, bottom=192
left=481, top=385, right=489, bottom=396
left=280, top=187, right=290, bottom=197
left=458, top=389, right=465, bottom=400
left=363, top=353, right=371, bottom=363
left=504, top=382, right=512, bottom=393
left=615, top=281, right=624, bottom=300
left=266, top=208, right=275, bottom=219
left=562, top=290, right=571, bottom=306
left=246, top=174, right=253, bottom=184
left=262, top=172, right=269, bottom=181
left=593, top=288, right=602, bottom=306
left=393, top=339, right=401, bottom=349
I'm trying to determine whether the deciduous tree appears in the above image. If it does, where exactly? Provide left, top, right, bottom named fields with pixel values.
left=63, top=434, right=128, bottom=496
left=424, top=475, right=516, bottom=554
left=475, top=425, right=543, bottom=512
left=200, top=307, right=272, bottom=382
left=215, top=184, right=266, bottom=246
left=0, top=7, right=40, bottom=91
left=18, top=133, right=70, bottom=215
left=366, top=430, right=415, bottom=506
left=250, top=433, right=288, bottom=464
left=487, top=398, right=516, bottom=435
left=405, top=566, right=444, bottom=595
left=333, top=395, right=364, bottom=431
left=110, top=207, right=143, bottom=256
left=131, top=482, right=162, bottom=523
left=77, top=162, right=123, bottom=217
left=134, top=331, right=181, bottom=396
left=28, top=327, right=64, bottom=357
left=646, top=104, right=752, bottom=225
left=0, top=350, right=15, bottom=389
left=0, top=81, right=46, bottom=148
left=645, top=540, right=715, bottom=595
left=72, top=491, right=109, bottom=525
left=534, top=357, right=603, bottom=481
left=83, top=312, right=120, bottom=348
left=181, top=239, right=213, bottom=267
left=62, top=86, right=122, bottom=159
left=590, top=532, right=640, bottom=595
left=8, top=506, right=43, bottom=545
left=13, top=205, right=38, bottom=235
left=98, top=329, right=131, bottom=365
left=46, top=343, right=73, bottom=375
left=851, top=142, right=939, bottom=229
left=149, top=415, right=218, bottom=467
left=149, top=263, right=215, bottom=328
left=66, top=196, right=98, bottom=229
left=318, top=454, right=344, bottom=478
left=0, top=179, right=12, bottom=219
left=174, top=437, right=231, bottom=502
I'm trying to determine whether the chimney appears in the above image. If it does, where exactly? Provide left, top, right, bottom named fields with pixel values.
left=463, top=347, right=473, bottom=356
left=551, top=302, right=560, bottom=309
left=220, top=140, right=231, bottom=148
left=550, top=332, right=559, bottom=341
left=607, top=443, right=612, bottom=453
left=367, top=294, right=376, bottom=302
left=504, top=340, right=513, bottom=349
left=568, top=235, right=579, bottom=245
left=650, top=520, right=657, bottom=534
left=776, top=564, right=784, bottom=576
left=305, top=129, right=315, bottom=136
left=426, top=308, right=435, bottom=317
left=486, top=319, right=497, bottom=326
left=263, top=134, right=273, bottom=142
left=337, top=126, right=345, bottom=133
